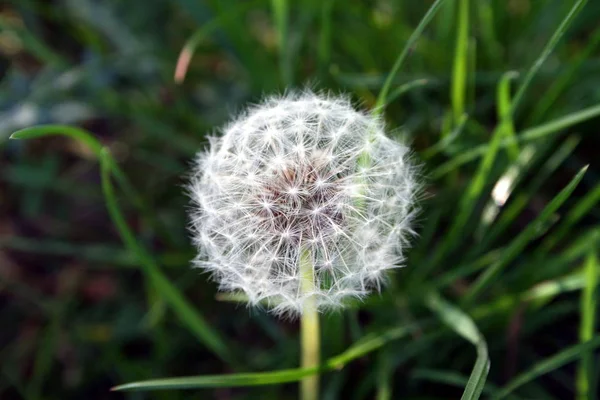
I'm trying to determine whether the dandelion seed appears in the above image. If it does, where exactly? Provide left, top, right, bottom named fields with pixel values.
left=188, top=91, right=419, bottom=315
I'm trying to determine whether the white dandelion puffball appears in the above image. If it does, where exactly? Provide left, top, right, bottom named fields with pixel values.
left=189, top=92, right=418, bottom=315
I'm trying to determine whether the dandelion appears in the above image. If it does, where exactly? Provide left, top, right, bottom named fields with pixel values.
left=188, top=91, right=419, bottom=316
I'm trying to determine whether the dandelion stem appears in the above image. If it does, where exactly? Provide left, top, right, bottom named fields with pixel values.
left=300, top=248, right=320, bottom=400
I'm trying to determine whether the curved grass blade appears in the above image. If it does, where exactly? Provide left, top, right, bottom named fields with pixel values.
left=112, top=319, right=429, bottom=391
left=464, top=166, right=588, bottom=304
left=375, top=0, right=447, bottom=111
left=9, top=125, right=179, bottom=247
left=98, top=149, right=234, bottom=364
left=430, top=103, right=600, bottom=178
left=493, top=337, right=600, bottom=399
left=425, top=292, right=489, bottom=400
left=174, top=1, right=260, bottom=83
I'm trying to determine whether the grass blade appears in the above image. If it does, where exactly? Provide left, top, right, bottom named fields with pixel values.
left=493, top=337, right=600, bottom=399
left=464, top=166, right=588, bottom=303
left=421, top=73, right=515, bottom=278
left=511, top=0, right=588, bottom=115
left=425, top=292, right=489, bottom=400
left=430, top=103, right=600, bottom=178
left=476, top=135, right=579, bottom=252
left=539, top=182, right=600, bottom=253
left=528, top=22, right=600, bottom=124
left=496, top=71, right=519, bottom=160
left=451, top=0, right=470, bottom=124
left=577, top=246, right=599, bottom=400
left=271, top=0, right=291, bottom=85
left=112, top=319, right=428, bottom=391
left=375, top=0, right=447, bottom=111
left=99, top=148, right=235, bottom=364
left=174, top=1, right=259, bottom=83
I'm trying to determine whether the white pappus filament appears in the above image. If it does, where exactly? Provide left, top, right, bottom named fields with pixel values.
left=189, top=91, right=419, bottom=315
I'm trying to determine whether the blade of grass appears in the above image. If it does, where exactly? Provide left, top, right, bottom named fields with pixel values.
left=496, top=71, right=519, bottom=160
left=412, top=369, right=505, bottom=397
left=386, top=78, right=433, bottom=107
left=493, top=337, right=600, bottom=400
left=538, top=182, right=600, bottom=253
left=422, top=113, right=468, bottom=159
left=174, top=1, right=261, bottom=83
left=476, top=135, right=580, bottom=252
left=418, top=72, right=515, bottom=280
left=425, top=292, right=489, bottom=400
left=510, top=0, right=588, bottom=115
left=0, top=17, right=66, bottom=66
left=451, top=0, right=470, bottom=125
left=577, top=246, right=598, bottom=400
left=463, top=166, right=588, bottom=304
left=99, top=148, right=234, bottom=364
left=374, top=0, right=447, bottom=111
left=430, top=103, right=600, bottom=178
left=9, top=125, right=178, bottom=247
left=112, top=319, right=430, bottom=391
left=375, top=350, right=392, bottom=400
left=271, top=0, right=291, bottom=85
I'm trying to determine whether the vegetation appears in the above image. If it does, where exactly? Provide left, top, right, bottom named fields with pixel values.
left=1, top=0, right=598, bottom=399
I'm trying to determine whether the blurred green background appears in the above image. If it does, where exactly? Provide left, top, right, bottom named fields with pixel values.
left=1, top=0, right=599, bottom=399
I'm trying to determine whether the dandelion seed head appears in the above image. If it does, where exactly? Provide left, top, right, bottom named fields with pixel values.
left=189, top=91, right=419, bottom=315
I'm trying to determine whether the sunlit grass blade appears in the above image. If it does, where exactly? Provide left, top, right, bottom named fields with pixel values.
left=421, top=73, right=513, bottom=278
left=451, top=0, right=469, bottom=124
left=112, top=319, right=428, bottom=391
left=471, top=272, right=588, bottom=319
left=510, top=0, right=588, bottom=115
left=577, top=246, right=598, bottom=400
left=496, top=71, right=519, bottom=160
left=430, top=103, right=600, bottom=178
left=492, top=337, right=600, bottom=400
left=463, top=166, right=588, bottom=304
left=374, top=0, right=447, bottom=111
left=425, top=292, right=489, bottom=400
left=475, top=145, right=534, bottom=240
left=99, top=148, right=235, bottom=364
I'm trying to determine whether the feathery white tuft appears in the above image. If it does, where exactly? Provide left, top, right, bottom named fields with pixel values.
left=188, top=91, right=419, bottom=315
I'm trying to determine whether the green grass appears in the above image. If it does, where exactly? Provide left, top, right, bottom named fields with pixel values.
left=1, top=0, right=599, bottom=399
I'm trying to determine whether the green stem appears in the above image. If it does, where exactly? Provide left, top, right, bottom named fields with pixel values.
left=300, top=249, right=320, bottom=400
